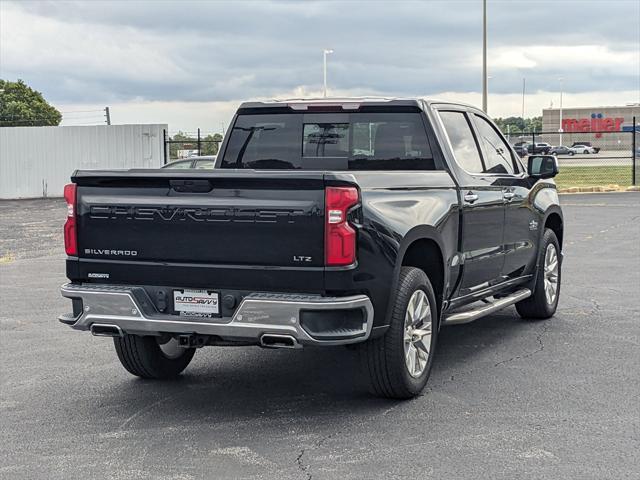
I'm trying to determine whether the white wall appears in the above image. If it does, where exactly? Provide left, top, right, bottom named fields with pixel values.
left=0, top=124, right=167, bottom=199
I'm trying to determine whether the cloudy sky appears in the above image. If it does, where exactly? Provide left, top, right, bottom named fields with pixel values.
left=1, top=0, right=639, bottom=132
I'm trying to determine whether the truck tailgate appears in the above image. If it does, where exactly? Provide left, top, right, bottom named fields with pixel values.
left=74, top=170, right=325, bottom=270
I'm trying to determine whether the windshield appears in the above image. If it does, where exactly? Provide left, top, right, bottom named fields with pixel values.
left=219, top=112, right=441, bottom=170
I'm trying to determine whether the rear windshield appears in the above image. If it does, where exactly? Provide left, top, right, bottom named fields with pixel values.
left=219, top=112, right=441, bottom=170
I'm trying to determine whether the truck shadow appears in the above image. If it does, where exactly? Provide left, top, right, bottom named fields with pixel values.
left=82, top=309, right=543, bottom=430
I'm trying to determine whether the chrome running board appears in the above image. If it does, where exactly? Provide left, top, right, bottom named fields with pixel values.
left=443, top=288, right=531, bottom=325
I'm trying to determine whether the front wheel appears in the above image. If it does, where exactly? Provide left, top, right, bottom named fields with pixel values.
left=113, top=334, right=196, bottom=379
left=516, top=228, right=561, bottom=319
left=360, top=267, right=438, bottom=399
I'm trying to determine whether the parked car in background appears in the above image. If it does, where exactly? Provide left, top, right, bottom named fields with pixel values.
left=513, top=145, right=528, bottom=157
left=569, top=145, right=596, bottom=155
left=571, top=142, right=600, bottom=153
left=549, top=146, right=572, bottom=156
left=528, top=142, right=552, bottom=155
left=161, top=155, right=216, bottom=169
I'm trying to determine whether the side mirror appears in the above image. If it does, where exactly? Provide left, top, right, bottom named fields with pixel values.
left=528, top=155, right=558, bottom=179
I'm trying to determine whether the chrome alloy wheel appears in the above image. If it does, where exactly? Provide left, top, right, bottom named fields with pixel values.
left=157, top=337, right=184, bottom=359
left=403, top=290, right=433, bottom=378
left=544, top=243, right=559, bottom=305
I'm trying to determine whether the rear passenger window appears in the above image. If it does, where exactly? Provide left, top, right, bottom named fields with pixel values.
left=438, top=111, right=484, bottom=173
left=473, top=115, right=515, bottom=174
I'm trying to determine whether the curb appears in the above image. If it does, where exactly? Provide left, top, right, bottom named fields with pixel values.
left=558, top=185, right=640, bottom=194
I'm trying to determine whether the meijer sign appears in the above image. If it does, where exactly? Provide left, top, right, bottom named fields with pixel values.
left=562, top=113, right=624, bottom=138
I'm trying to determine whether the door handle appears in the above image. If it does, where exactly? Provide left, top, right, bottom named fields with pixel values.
left=464, top=192, right=479, bottom=203
left=503, top=192, right=516, bottom=201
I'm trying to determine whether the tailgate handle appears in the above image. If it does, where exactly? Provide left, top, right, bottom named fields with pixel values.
left=170, top=179, right=213, bottom=193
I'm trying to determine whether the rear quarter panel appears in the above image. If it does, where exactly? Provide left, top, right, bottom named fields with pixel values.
left=325, top=171, right=460, bottom=332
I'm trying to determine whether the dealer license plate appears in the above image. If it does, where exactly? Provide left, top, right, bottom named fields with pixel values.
left=173, top=289, right=220, bottom=317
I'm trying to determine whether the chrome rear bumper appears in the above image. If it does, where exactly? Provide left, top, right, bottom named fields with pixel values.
left=59, top=283, right=374, bottom=346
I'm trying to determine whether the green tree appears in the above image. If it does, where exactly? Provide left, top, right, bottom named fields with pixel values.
left=0, top=79, right=62, bottom=127
left=493, top=116, right=543, bottom=135
left=524, top=116, right=543, bottom=133
left=201, top=133, right=223, bottom=155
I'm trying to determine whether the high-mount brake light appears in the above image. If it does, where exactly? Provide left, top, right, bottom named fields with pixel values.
left=287, top=102, right=361, bottom=111
left=63, top=183, right=77, bottom=256
left=325, top=186, right=359, bottom=266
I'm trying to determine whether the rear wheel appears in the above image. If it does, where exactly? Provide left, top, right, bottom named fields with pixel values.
left=113, top=334, right=196, bottom=379
left=516, top=228, right=561, bottom=319
left=360, top=267, right=438, bottom=399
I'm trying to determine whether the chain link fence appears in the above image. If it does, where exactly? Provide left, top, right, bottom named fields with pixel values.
left=507, top=129, right=638, bottom=190
left=161, top=126, right=639, bottom=188
left=163, top=129, right=223, bottom=164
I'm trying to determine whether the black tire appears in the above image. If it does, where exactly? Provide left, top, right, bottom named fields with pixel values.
left=360, top=267, right=438, bottom=399
left=568, top=151, right=574, bottom=156
left=113, top=334, right=196, bottom=379
left=516, top=228, right=561, bottom=320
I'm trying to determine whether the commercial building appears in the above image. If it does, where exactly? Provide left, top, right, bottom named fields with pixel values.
left=541, top=104, right=640, bottom=149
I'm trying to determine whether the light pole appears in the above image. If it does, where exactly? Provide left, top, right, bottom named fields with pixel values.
left=323, top=49, right=334, bottom=98
left=558, top=77, right=564, bottom=146
left=482, top=0, right=488, bottom=112
left=486, top=75, right=492, bottom=115
left=521, top=77, right=526, bottom=120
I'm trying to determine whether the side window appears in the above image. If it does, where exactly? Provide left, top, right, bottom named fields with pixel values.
left=473, top=115, right=516, bottom=174
left=167, top=160, right=193, bottom=169
left=438, top=111, right=484, bottom=173
left=194, top=159, right=215, bottom=169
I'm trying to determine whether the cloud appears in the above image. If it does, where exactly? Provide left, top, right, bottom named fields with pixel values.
left=2, top=0, right=638, bottom=129
left=56, top=87, right=640, bottom=133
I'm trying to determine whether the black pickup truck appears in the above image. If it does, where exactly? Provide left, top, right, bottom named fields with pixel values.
left=59, top=98, right=563, bottom=399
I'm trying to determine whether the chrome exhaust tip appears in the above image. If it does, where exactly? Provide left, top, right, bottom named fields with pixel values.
left=260, top=334, right=301, bottom=349
left=90, top=323, right=124, bottom=337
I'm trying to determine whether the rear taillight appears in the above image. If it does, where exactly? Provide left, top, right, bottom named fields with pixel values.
left=63, top=183, right=77, bottom=256
left=325, top=186, right=359, bottom=266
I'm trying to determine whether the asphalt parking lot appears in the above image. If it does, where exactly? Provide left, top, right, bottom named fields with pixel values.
left=1, top=193, right=639, bottom=480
